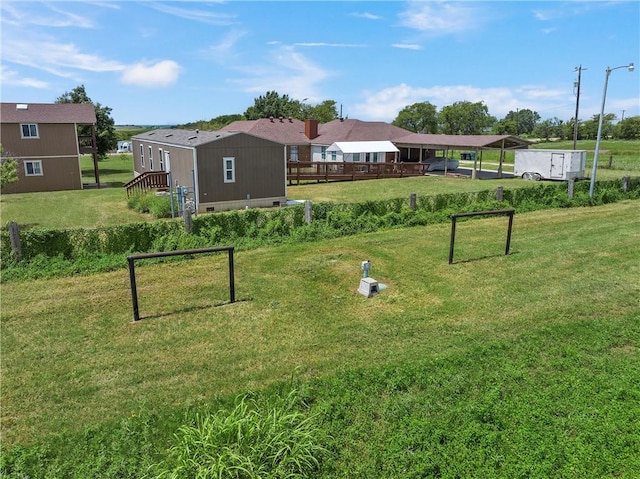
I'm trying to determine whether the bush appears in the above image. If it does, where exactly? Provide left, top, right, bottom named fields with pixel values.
left=2, top=177, right=639, bottom=282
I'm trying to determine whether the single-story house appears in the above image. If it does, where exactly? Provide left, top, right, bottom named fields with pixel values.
left=222, top=118, right=529, bottom=173
left=0, top=102, right=97, bottom=193
left=130, top=129, right=287, bottom=213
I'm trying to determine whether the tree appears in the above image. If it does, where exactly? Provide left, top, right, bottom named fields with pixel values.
left=304, top=100, right=339, bottom=123
left=178, top=114, right=245, bottom=131
left=0, top=144, right=19, bottom=189
left=614, top=116, right=640, bottom=140
left=56, top=85, right=117, bottom=160
left=582, top=113, right=616, bottom=140
left=392, top=102, right=438, bottom=133
left=439, top=101, right=493, bottom=135
left=504, top=109, right=540, bottom=135
left=244, top=91, right=300, bottom=120
left=492, top=119, right=518, bottom=135
left=532, top=118, right=564, bottom=140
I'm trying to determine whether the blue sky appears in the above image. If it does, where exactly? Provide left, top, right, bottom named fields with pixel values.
left=2, top=1, right=638, bottom=126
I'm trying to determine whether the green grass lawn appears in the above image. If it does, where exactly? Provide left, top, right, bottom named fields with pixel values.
left=2, top=202, right=639, bottom=477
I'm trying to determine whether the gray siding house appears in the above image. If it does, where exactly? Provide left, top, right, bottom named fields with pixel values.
left=131, top=129, right=287, bottom=213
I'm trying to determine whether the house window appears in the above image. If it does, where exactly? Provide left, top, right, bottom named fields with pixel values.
left=24, top=160, right=43, bottom=176
left=321, top=146, right=327, bottom=160
left=290, top=145, right=299, bottom=161
left=140, top=144, right=145, bottom=167
left=353, top=153, right=360, bottom=162
left=223, top=157, right=235, bottom=183
left=331, top=151, right=337, bottom=161
left=365, top=153, right=371, bottom=163
left=158, top=148, right=164, bottom=170
left=373, top=152, right=379, bottom=163
left=21, top=124, right=39, bottom=138
left=149, top=146, right=154, bottom=170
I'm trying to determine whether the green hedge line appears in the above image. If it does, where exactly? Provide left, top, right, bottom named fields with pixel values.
left=1, top=178, right=638, bottom=281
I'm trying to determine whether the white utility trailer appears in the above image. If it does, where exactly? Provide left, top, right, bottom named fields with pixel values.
left=514, top=149, right=586, bottom=180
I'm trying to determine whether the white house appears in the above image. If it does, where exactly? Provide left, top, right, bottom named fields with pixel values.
left=324, top=141, right=399, bottom=163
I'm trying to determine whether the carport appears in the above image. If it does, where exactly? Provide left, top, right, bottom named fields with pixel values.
left=393, top=134, right=531, bottom=178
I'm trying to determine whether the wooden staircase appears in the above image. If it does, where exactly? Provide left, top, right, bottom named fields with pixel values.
left=124, top=171, right=170, bottom=197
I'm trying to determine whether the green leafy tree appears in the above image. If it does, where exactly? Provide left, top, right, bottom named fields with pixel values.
left=56, top=85, right=117, bottom=160
left=533, top=117, right=565, bottom=140
left=504, top=109, right=540, bottom=135
left=392, top=102, right=438, bottom=133
left=179, top=114, right=245, bottom=130
left=614, top=116, right=640, bottom=139
left=0, top=144, right=19, bottom=189
left=304, top=100, right=339, bottom=123
left=492, top=118, right=518, bottom=135
left=439, top=101, right=493, bottom=135
left=582, top=113, right=616, bottom=140
left=244, top=91, right=301, bottom=120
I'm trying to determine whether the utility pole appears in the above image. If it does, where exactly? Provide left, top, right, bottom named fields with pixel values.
left=621, top=110, right=626, bottom=121
left=573, top=65, right=586, bottom=150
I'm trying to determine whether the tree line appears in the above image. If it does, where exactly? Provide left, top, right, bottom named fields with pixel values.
left=181, top=91, right=640, bottom=141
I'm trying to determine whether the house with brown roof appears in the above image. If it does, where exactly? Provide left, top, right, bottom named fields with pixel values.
left=131, top=129, right=287, bottom=213
left=0, top=102, right=98, bottom=193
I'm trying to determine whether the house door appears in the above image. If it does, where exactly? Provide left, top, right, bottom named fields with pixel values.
left=550, top=153, right=564, bottom=179
left=164, top=151, right=171, bottom=172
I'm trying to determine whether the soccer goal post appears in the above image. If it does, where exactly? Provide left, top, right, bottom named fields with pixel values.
left=127, top=246, right=235, bottom=322
left=448, top=209, right=514, bottom=264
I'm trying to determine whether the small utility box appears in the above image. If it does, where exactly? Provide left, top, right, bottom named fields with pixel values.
left=514, top=149, right=586, bottom=181
left=358, top=277, right=379, bottom=298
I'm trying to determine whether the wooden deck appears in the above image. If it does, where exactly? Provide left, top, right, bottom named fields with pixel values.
left=287, top=161, right=430, bottom=185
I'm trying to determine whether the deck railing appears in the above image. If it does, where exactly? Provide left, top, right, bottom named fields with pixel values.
left=287, top=161, right=429, bottom=185
left=124, top=171, right=169, bottom=196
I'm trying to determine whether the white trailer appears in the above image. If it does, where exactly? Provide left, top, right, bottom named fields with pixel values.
left=514, top=149, right=586, bottom=181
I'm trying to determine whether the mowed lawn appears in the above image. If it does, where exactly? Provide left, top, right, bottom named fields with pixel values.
left=2, top=201, right=639, bottom=455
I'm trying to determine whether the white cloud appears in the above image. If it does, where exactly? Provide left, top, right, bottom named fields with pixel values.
left=351, top=12, right=382, bottom=20
left=148, top=3, right=236, bottom=26
left=398, top=2, right=481, bottom=34
left=231, top=47, right=330, bottom=101
left=0, top=2, right=95, bottom=28
left=1, top=38, right=124, bottom=78
left=392, top=43, right=422, bottom=50
left=351, top=83, right=572, bottom=121
left=204, top=30, right=247, bottom=62
left=121, top=60, right=182, bottom=87
left=0, top=66, right=49, bottom=88
left=294, top=42, right=367, bottom=48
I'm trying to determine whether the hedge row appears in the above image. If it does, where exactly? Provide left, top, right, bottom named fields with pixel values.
left=1, top=178, right=638, bottom=271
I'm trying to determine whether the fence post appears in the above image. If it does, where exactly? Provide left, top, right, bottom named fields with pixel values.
left=8, top=221, right=21, bottom=261
left=496, top=186, right=504, bottom=202
left=568, top=178, right=575, bottom=199
left=608, top=155, right=613, bottom=169
left=410, top=193, right=417, bottom=211
left=304, top=200, right=313, bottom=224
left=183, top=208, right=193, bottom=233
left=622, top=176, right=630, bottom=192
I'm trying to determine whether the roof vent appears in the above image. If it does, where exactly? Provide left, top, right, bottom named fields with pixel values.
left=279, top=116, right=284, bottom=122
left=165, top=134, right=173, bottom=137
left=196, top=129, right=199, bottom=134
left=188, top=136, right=197, bottom=140
left=16, top=104, right=28, bottom=110
left=288, top=117, right=293, bottom=122
left=270, top=116, right=274, bottom=122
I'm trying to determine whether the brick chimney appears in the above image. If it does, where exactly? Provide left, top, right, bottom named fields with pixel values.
left=305, top=119, right=319, bottom=139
